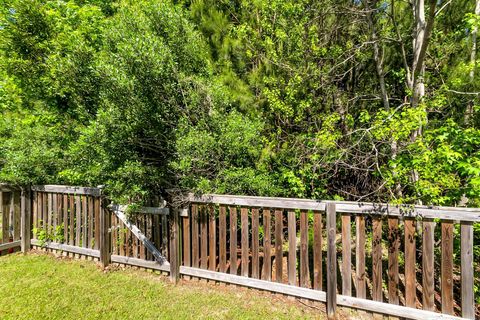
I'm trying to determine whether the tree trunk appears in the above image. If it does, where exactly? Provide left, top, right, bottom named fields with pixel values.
left=409, top=0, right=437, bottom=202
left=369, top=1, right=403, bottom=197
left=465, top=0, right=480, bottom=123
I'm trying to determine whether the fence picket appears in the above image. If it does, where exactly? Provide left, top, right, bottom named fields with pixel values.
left=32, top=192, right=38, bottom=238
left=313, top=213, right=322, bottom=290
left=42, top=192, right=47, bottom=235
left=183, top=213, right=191, bottom=267
left=422, top=220, right=435, bottom=311
left=372, top=217, right=383, bottom=302
left=88, top=196, right=94, bottom=248
left=69, top=195, right=74, bottom=246
left=119, top=218, right=125, bottom=257
left=341, top=213, right=351, bottom=295
left=192, top=204, right=201, bottom=267
left=75, top=195, right=81, bottom=247
left=82, top=195, right=87, bottom=249
left=200, top=206, right=208, bottom=269
left=162, top=214, right=168, bottom=260
left=404, top=218, right=416, bottom=308
left=56, top=194, right=62, bottom=243
left=275, top=209, right=283, bottom=283
left=300, top=210, right=309, bottom=288
left=262, top=209, right=271, bottom=281
left=288, top=210, right=296, bottom=286
left=326, top=203, right=337, bottom=319
left=241, top=207, right=249, bottom=277
left=441, top=221, right=453, bottom=315
left=111, top=214, right=117, bottom=255
left=52, top=193, right=57, bottom=238
left=94, top=196, right=100, bottom=250
left=219, top=205, right=226, bottom=272
left=355, top=215, right=366, bottom=299
left=387, top=217, right=399, bottom=305
left=1, top=192, right=7, bottom=244
left=209, top=206, right=216, bottom=271
left=229, top=206, right=237, bottom=275
left=251, top=208, right=259, bottom=279
left=48, top=193, right=53, bottom=236
left=13, top=192, right=20, bottom=241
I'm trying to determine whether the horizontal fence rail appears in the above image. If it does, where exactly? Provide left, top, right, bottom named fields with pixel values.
left=184, top=193, right=480, bottom=222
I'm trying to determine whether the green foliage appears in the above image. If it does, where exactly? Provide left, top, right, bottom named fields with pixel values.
left=0, top=0, right=479, bottom=210
left=32, top=222, right=65, bottom=246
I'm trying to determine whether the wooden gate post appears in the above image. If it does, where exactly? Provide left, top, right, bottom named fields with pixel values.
left=170, top=207, right=180, bottom=283
left=99, top=191, right=111, bottom=269
left=20, top=187, right=31, bottom=253
left=326, top=203, right=337, bottom=319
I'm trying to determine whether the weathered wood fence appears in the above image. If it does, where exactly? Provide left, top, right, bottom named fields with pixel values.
left=0, top=186, right=22, bottom=254
left=1, top=184, right=478, bottom=319
left=177, top=194, right=479, bottom=320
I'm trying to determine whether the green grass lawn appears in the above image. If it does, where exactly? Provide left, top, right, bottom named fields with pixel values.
left=0, top=253, right=325, bottom=319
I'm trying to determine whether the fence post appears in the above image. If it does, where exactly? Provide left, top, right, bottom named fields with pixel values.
left=99, top=190, right=110, bottom=269
left=326, top=203, right=337, bottom=320
left=20, top=187, right=31, bottom=253
left=170, top=207, right=180, bottom=283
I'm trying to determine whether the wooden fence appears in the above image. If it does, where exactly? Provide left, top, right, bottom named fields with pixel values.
left=1, top=184, right=478, bottom=319
left=0, top=186, right=22, bottom=254
left=177, top=194, right=480, bottom=320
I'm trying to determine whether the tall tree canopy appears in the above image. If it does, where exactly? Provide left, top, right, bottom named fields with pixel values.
left=0, top=0, right=479, bottom=208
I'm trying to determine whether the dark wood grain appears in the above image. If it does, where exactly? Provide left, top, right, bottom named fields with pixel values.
left=251, top=208, right=259, bottom=279
left=326, top=203, right=337, bottom=319
left=313, top=212, right=322, bottom=290
left=422, top=220, right=435, bottom=311
left=441, top=221, right=453, bottom=315
left=229, top=206, right=238, bottom=275
left=404, top=218, right=416, bottom=308
left=387, top=217, right=399, bottom=305
left=208, top=206, right=216, bottom=271
left=341, top=213, right=351, bottom=295
left=288, top=210, right=296, bottom=286
left=372, top=217, right=382, bottom=302
left=192, top=204, right=199, bottom=268
left=241, top=207, right=249, bottom=277
left=262, top=209, right=271, bottom=281
left=355, top=215, right=366, bottom=299
left=300, top=210, right=309, bottom=288
left=275, top=209, right=283, bottom=283
left=219, top=205, right=227, bottom=272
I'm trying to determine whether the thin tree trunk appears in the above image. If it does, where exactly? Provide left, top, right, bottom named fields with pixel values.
left=369, top=1, right=403, bottom=197
left=409, top=0, right=437, bottom=202
left=465, top=0, right=480, bottom=123
left=469, top=0, right=480, bottom=81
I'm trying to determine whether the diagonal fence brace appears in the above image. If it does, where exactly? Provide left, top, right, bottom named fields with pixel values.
left=110, top=204, right=170, bottom=267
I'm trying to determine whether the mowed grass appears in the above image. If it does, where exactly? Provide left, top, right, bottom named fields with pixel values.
left=0, top=253, right=324, bottom=320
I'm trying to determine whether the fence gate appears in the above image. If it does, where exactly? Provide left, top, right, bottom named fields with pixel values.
left=27, top=185, right=175, bottom=275
left=109, top=204, right=171, bottom=270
